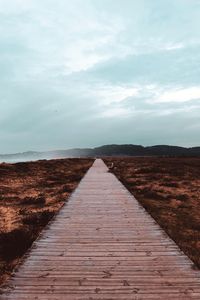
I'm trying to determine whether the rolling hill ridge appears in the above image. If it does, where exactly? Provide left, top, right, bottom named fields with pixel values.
left=0, top=144, right=200, bottom=162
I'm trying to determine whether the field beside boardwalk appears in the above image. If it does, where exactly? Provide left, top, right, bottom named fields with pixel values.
left=0, top=158, right=93, bottom=285
left=104, top=157, right=200, bottom=268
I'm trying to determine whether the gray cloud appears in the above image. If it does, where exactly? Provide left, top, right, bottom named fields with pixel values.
left=0, top=0, right=199, bottom=153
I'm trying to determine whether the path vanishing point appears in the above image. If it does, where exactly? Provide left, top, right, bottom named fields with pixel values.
left=1, top=159, right=200, bottom=299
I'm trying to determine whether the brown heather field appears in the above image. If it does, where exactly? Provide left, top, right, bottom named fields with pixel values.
left=104, top=157, right=200, bottom=269
left=0, top=158, right=93, bottom=285
left=1, top=156, right=200, bottom=287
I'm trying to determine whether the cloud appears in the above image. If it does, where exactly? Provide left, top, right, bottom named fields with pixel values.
left=152, top=87, right=200, bottom=103
left=100, top=107, right=131, bottom=118
left=91, top=85, right=139, bottom=105
left=164, top=43, right=185, bottom=51
left=0, top=0, right=200, bottom=152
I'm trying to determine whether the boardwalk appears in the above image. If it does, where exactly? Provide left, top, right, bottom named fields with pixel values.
left=1, top=159, right=200, bottom=299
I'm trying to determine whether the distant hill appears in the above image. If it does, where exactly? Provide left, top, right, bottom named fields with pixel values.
left=91, top=144, right=200, bottom=156
left=0, top=144, right=200, bottom=162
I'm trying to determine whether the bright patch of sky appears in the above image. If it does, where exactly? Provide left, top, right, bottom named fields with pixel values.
left=0, top=0, right=200, bottom=152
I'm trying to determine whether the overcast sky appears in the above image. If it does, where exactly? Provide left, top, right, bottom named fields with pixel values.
left=0, top=0, right=200, bottom=153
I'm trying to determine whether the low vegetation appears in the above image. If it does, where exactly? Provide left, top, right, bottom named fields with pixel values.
left=104, top=157, right=200, bottom=268
left=0, top=158, right=93, bottom=285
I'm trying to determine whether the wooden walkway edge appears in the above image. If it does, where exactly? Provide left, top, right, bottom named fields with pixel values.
left=1, top=159, right=200, bottom=299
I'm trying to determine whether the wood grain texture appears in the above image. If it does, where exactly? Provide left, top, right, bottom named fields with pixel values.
left=1, top=159, right=200, bottom=299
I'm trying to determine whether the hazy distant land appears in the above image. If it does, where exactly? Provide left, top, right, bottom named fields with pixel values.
left=0, top=144, right=200, bottom=163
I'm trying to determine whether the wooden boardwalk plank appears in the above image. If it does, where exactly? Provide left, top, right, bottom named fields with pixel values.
left=1, top=159, right=200, bottom=299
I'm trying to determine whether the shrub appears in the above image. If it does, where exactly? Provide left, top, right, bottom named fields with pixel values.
left=0, top=229, right=34, bottom=261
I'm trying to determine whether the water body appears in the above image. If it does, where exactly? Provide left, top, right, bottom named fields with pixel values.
left=0, top=157, right=42, bottom=164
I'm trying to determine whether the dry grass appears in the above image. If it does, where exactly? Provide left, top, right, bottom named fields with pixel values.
left=0, top=158, right=93, bottom=285
left=104, top=157, right=200, bottom=268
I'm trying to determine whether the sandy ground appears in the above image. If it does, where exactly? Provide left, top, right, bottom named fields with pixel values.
left=0, top=158, right=93, bottom=285
left=104, top=157, right=200, bottom=269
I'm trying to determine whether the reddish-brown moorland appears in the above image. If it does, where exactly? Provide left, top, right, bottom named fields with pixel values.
left=104, top=157, right=200, bottom=268
left=0, top=158, right=93, bottom=285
